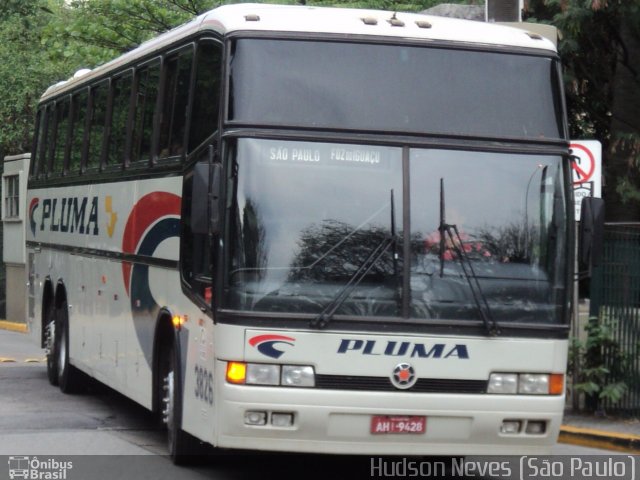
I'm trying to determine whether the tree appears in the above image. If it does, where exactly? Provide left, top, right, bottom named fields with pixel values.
left=525, top=1, right=640, bottom=220
left=0, top=0, right=222, bottom=158
left=49, top=0, right=219, bottom=58
left=0, top=1, right=73, bottom=158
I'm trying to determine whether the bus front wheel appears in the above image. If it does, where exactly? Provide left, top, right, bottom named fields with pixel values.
left=44, top=306, right=58, bottom=386
left=161, top=340, right=201, bottom=463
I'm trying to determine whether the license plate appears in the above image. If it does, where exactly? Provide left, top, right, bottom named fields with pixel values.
left=370, top=415, right=426, bottom=434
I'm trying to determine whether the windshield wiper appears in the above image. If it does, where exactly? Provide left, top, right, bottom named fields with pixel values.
left=310, top=190, right=399, bottom=329
left=439, top=178, right=499, bottom=336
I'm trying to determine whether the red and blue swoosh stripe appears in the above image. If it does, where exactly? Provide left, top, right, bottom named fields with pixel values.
left=122, top=191, right=181, bottom=366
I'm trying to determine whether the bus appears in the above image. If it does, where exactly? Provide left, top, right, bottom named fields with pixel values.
left=27, top=3, right=572, bottom=462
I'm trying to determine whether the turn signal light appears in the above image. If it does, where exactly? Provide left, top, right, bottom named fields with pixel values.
left=226, top=361, right=247, bottom=384
left=549, top=373, right=564, bottom=395
left=172, top=315, right=185, bottom=329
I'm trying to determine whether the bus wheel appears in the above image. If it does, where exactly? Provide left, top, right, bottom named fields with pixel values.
left=56, top=305, right=86, bottom=394
left=44, top=306, right=58, bottom=386
left=161, top=341, right=200, bottom=463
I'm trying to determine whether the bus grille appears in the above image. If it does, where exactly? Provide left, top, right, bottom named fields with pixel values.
left=315, top=375, right=487, bottom=394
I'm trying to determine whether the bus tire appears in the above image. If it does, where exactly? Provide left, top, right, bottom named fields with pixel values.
left=161, top=339, right=201, bottom=464
left=56, top=305, right=86, bottom=394
left=44, top=305, right=59, bottom=386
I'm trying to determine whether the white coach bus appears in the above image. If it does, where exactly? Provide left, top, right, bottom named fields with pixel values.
left=27, top=3, right=572, bottom=462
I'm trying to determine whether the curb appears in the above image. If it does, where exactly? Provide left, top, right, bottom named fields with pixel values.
left=559, top=425, right=640, bottom=453
left=0, top=320, right=28, bottom=333
left=0, top=357, right=45, bottom=363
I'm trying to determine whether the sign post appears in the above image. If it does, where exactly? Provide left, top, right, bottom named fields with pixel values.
left=569, top=140, right=602, bottom=411
left=570, top=140, right=602, bottom=220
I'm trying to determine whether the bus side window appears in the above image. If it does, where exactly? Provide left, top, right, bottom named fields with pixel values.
left=131, top=60, right=161, bottom=164
left=69, top=90, right=88, bottom=174
left=86, top=82, right=108, bottom=171
left=33, top=106, right=50, bottom=178
left=107, top=73, right=132, bottom=168
left=45, top=103, right=59, bottom=176
left=52, top=98, right=71, bottom=176
left=159, top=47, right=194, bottom=161
left=188, top=41, right=222, bottom=153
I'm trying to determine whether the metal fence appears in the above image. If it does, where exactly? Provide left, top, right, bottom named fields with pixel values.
left=589, top=224, right=640, bottom=415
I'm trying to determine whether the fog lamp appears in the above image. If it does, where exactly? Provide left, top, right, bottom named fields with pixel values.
left=526, top=420, right=547, bottom=434
left=500, top=420, right=521, bottom=434
left=244, top=411, right=267, bottom=426
left=271, top=412, right=294, bottom=427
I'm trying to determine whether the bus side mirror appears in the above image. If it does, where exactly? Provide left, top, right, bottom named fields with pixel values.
left=578, top=197, right=605, bottom=278
left=191, top=152, right=222, bottom=236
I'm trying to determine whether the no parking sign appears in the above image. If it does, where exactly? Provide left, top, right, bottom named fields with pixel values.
left=571, top=140, right=602, bottom=219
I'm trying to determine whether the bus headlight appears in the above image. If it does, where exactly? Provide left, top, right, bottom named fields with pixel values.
left=226, top=361, right=315, bottom=387
left=281, top=365, right=315, bottom=387
left=488, top=373, right=518, bottom=394
left=488, top=372, right=564, bottom=395
left=518, top=374, right=549, bottom=394
left=246, top=364, right=281, bottom=385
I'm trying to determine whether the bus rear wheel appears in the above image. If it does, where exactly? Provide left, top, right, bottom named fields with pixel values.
left=56, top=304, right=86, bottom=394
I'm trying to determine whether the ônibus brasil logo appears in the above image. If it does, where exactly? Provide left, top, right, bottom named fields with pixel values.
left=249, top=334, right=296, bottom=359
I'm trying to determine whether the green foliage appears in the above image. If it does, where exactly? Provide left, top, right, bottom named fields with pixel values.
left=525, top=0, right=619, bottom=141
left=525, top=1, right=640, bottom=217
left=0, top=0, right=74, bottom=156
left=0, top=0, right=223, bottom=158
left=48, top=0, right=220, bottom=58
left=570, top=317, right=636, bottom=410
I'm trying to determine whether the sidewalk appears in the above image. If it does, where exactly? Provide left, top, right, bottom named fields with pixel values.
left=0, top=319, right=27, bottom=333
left=0, top=322, right=44, bottom=363
left=560, top=411, right=640, bottom=453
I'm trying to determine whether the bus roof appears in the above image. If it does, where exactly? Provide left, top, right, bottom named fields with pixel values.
left=205, top=3, right=555, bottom=49
left=41, top=3, right=556, bottom=100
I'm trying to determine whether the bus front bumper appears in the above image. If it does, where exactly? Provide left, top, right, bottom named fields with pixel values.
left=215, top=380, right=564, bottom=455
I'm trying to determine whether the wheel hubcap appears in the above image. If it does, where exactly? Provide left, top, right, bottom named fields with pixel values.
left=162, top=371, right=175, bottom=424
left=57, top=325, right=66, bottom=374
left=44, top=321, right=55, bottom=356
left=162, top=370, right=176, bottom=448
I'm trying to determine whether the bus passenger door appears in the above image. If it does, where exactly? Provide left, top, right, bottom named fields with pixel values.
left=179, top=144, right=220, bottom=443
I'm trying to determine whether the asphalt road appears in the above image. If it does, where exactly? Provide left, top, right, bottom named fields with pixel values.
left=0, top=329, right=624, bottom=480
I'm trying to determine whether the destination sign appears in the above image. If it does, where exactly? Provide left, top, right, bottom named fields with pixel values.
left=243, top=139, right=399, bottom=170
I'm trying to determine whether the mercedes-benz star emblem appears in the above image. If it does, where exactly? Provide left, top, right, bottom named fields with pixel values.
left=391, top=363, right=417, bottom=389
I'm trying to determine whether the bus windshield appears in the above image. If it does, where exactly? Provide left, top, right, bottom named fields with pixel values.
left=229, top=39, right=564, bottom=140
left=224, top=139, right=569, bottom=325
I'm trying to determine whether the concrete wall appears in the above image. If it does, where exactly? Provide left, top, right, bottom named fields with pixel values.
left=3, top=153, right=30, bottom=323
left=5, top=263, right=25, bottom=323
